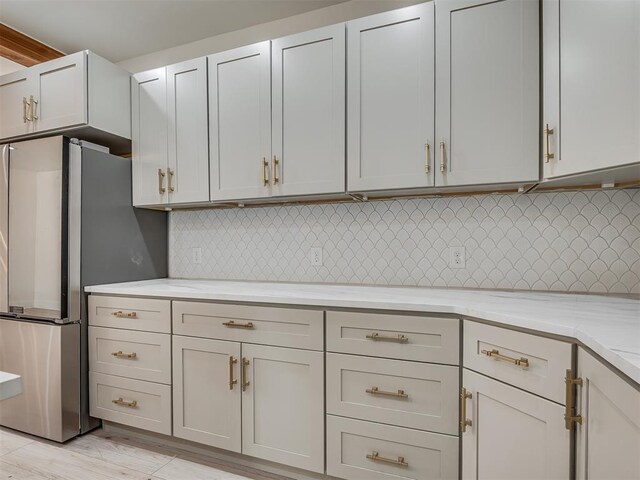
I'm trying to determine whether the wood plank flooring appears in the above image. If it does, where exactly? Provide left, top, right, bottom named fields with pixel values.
left=0, top=427, right=291, bottom=480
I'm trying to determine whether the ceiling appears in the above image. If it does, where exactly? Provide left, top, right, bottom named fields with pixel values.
left=0, top=0, right=349, bottom=63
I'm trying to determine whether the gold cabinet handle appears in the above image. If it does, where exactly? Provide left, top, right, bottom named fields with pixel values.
left=366, top=386, right=408, bottom=399
left=23, top=97, right=30, bottom=123
left=366, top=451, right=408, bottom=468
left=222, top=321, right=254, bottom=329
left=564, top=369, right=583, bottom=430
left=241, top=357, right=250, bottom=391
left=262, top=157, right=269, bottom=186
left=111, top=311, right=137, bottom=319
left=424, top=143, right=431, bottom=173
left=29, top=95, right=38, bottom=120
left=272, top=155, right=279, bottom=185
left=481, top=348, right=529, bottom=368
left=460, top=387, right=472, bottom=433
left=439, top=140, right=446, bottom=173
left=111, top=351, right=137, bottom=359
left=366, top=332, right=408, bottom=344
left=229, top=356, right=238, bottom=390
left=167, top=167, right=175, bottom=193
left=112, top=397, right=137, bottom=408
left=158, top=169, right=166, bottom=194
left=543, top=123, right=555, bottom=163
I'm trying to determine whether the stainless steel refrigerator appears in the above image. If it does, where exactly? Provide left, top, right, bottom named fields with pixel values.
left=0, top=136, right=167, bottom=442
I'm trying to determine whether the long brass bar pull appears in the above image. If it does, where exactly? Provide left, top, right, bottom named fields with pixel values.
left=229, top=356, right=238, bottom=390
left=111, top=351, right=137, bottom=359
left=366, top=386, right=408, bottom=399
left=167, top=168, right=175, bottom=193
left=158, top=169, right=166, bottom=194
left=564, top=369, right=583, bottom=430
left=439, top=140, right=446, bottom=173
left=366, top=332, right=408, bottom=344
left=424, top=143, right=431, bottom=173
left=112, top=311, right=137, bottom=319
left=460, top=387, right=472, bottom=433
left=272, top=155, right=279, bottom=185
left=481, top=348, right=530, bottom=368
left=222, top=321, right=254, bottom=329
left=22, top=97, right=30, bottom=123
left=262, top=157, right=269, bottom=186
left=112, top=397, right=137, bottom=408
left=241, top=358, right=250, bottom=391
left=543, top=124, right=555, bottom=162
left=366, top=452, right=408, bottom=468
left=29, top=96, right=38, bottom=120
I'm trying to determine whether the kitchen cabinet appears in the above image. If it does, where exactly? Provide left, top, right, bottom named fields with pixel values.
left=0, top=69, right=32, bottom=139
left=347, top=3, right=435, bottom=193
left=461, top=369, right=570, bottom=479
left=435, top=0, right=539, bottom=187
left=542, top=0, right=640, bottom=180
left=209, top=42, right=271, bottom=201
left=271, top=24, right=345, bottom=197
left=575, top=348, right=640, bottom=479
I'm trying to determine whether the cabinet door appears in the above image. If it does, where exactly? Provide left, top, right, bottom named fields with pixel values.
left=0, top=70, right=33, bottom=139
left=132, top=68, right=168, bottom=207
left=461, top=369, right=570, bottom=479
left=435, top=0, right=539, bottom=187
left=543, top=0, right=640, bottom=179
left=167, top=57, right=209, bottom=204
left=173, top=336, right=241, bottom=452
left=209, top=42, right=271, bottom=202
left=241, top=344, right=324, bottom=473
left=576, top=348, right=640, bottom=479
left=347, top=3, right=435, bottom=193
left=272, top=24, right=345, bottom=197
left=31, top=51, right=87, bottom=133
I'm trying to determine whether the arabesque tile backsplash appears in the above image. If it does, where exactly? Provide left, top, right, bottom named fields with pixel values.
left=169, top=189, right=640, bottom=294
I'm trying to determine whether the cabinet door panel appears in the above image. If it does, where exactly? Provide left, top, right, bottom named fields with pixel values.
left=0, top=71, right=33, bottom=139
left=167, top=58, right=209, bottom=204
left=347, top=3, right=434, bottom=192
left=132, top=68, right=168, bottom=207
left=462, top=369, right=570, bottom=479
left=436, top=0, right=539, bottom=187
left=209, top=42, right=271, bottom=201
left=272, top=25, right=345, bottom=197
left=173, top=336, right=241, bottom=452
left=242, top=344, right=324, bottom=473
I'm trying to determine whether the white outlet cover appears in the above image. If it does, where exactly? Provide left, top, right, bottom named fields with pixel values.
left=449, top=246, right=465, bottom=269
left=310, top=247, right=323, bottom=266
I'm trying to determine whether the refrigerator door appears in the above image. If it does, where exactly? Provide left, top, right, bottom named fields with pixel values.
left=0, top=145, right=7, bottom=314
left=6, top=136, right=67, bottom=321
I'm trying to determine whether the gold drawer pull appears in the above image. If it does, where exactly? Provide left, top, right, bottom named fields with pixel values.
left=167, top=167, right=175, bottom=193
left=543, top=123, right=555, bottom=162
left=112, top=397, right=137, bottom=408
left=424, top=142, right=430, bottom=173
left=439, top=140, right=446, bottom=173
left=366, top=451, right=408, bottom=468
left=23, top=97, right=30, bottom=123
left=460, top=387, right=472, bottom=433
left=564, top=369, right=583, bottom=430
left=158, top=169, right=166, bottom=194
left=272, top=155, right=279, bottom=185
left=29, top=96, right=38, bottom=120
left=242, top=357, right=250, bottom=391
left=366, top=386, right=408, bottom=399
left=262, top=157, right=269, bottom=186
left=112, top=311, right=137, bottom=319
left=366, top=332, right=408, bottom=344
left=481, top=348, right=529, bottom=368
left=111, top=351, right=137, bottom=359
left=222, top=321, right=254, bottom=329
left=229, top=356, right=238, bottom=390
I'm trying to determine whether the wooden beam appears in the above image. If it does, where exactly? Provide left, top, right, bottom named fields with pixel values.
left=0, top=23, right=64, bottom=67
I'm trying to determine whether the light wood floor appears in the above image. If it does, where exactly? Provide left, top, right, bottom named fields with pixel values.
left=0, top=426, right=291, bottom=480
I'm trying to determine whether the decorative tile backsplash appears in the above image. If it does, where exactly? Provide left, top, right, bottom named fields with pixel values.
left=169, top=189, right=640, bottom=294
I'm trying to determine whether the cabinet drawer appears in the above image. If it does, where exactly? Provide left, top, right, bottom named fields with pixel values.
left=88, top=327, right=171, bottom=384
left=327, top=415, right=458, bottom=480
left=172, top=301, right=323, bottom=350
left=327, top=354, right=459, bottom=435
left=326, top=311, right=459, bottom=364
left=88, top=295, right=171, bottom=333
left=89, top=372, right=171, bottom=435
left=463, top=321, right=572, bottom=404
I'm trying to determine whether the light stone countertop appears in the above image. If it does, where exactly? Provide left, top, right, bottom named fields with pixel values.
left=86, top=279, right=640, bottom=385
left=0, top=371, right=22, bottom=402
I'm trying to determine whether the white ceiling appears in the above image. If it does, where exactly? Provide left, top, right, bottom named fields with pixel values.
left=0, top=0, right=349, bottom=63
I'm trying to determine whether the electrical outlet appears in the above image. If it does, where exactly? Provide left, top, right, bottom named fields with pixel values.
left=192, top=247, right=202, bottom=265
left=449, top=246, right=465, bottom=269
left=310, top=247, right=323, bottom=266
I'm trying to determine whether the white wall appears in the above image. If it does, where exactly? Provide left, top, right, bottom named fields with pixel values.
left=118, top=0, right=421, bottom=73
left=0, top=57, right=25, bottom=76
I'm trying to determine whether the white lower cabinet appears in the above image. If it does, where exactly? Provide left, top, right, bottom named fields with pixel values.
left=461, top=369, right=570, bottom=479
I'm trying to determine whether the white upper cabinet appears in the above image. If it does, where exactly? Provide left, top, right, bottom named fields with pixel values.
left=167, top=58, right=210, bottom=204
left=208, top=42, right=271, bottom=201
left=271, top=24, right=346, bottom=197
left=435, top=0, right=539, bottom=187
left=543, top=0, right=640, bottom=180
left=347, top=3, right=435, bottom=193
left=0, top=70, right=33, bottom=139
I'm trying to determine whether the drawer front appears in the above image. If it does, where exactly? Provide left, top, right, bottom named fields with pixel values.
left=327, top=415, right=458, bottom=480
left=89, top=372, right=171, bottom=435
left=326, top=311, right=459, bottom=364
left=88, top=327, right=171, bottom=384
left=463, top=321, right=572, bottom=404
left=88, top=295, right=171, bottom=333
left=327, top=354, right=459, bottom=435
left=172, top=301, right=323, bottom=350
